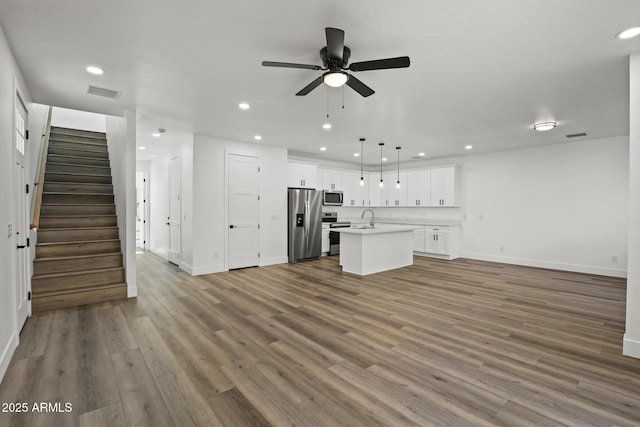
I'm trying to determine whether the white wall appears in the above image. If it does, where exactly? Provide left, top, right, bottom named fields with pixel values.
left=189, top=135, right=287, bottom=275
left=51, top=106, right=106, bottom=132
left=0, top=24, right=32, bottom=383
left=105, top=112, right=137, bottom=297
left=625, top=54, right=640, bottom=359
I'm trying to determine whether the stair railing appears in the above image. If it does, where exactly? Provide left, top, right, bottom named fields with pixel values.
left=30, top=106, right=53, bottom=229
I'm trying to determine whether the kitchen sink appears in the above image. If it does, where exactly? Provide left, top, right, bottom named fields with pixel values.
left=351, top=224, right=375, bottom=229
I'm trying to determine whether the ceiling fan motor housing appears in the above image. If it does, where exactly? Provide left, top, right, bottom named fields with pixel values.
left=320, top=46, right=351, bottom=70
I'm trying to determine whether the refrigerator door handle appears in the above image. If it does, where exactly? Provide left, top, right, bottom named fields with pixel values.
left=304, top=200, right=310, bottom=237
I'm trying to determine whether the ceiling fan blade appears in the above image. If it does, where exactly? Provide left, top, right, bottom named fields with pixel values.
left=325, top=27, right=345, bottom=61
left=346, top=74, right=375, bottom=97
left=262, top=61, right=322, bottom=70
left=296, top=76, right=324, bottom=96
left=349, top=56, right=410, bottom=72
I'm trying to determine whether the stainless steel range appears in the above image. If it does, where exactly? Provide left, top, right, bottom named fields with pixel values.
left=322, top=212, right=350, bottom=256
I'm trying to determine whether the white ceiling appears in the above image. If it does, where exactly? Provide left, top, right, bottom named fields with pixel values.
left=1, top=0, right=639, bottom=165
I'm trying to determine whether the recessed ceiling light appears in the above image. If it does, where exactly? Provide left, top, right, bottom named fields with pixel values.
left=238, top=102, right=250, bottom=110
left=533, top=121, right=557, bottom=131
left=139, top=146, right=147, bottom=150
left=320, top=147, right=327, bottom=151
left=465, top=145, right=473, bottom=150
left=382, top=157, right=387, bottom=162
left=254, top=135, right=262, bottom=140
left=322, top=123, right=332, bottom=130
left=152, top=132, right=161, bottom=137
left=354, top=153, right=360, bottom=157
left=418, top=152, right=425, bottom=157
left=86, top=66, right=104, bottom=75
left=616, top=27, right=640, bottom=39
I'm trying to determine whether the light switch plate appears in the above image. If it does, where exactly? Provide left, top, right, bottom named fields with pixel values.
left=7, top=223, right=12, bottom=238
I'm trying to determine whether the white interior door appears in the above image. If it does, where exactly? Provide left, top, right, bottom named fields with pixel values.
left=228, top=154, right=259, bottom=269
left=168, top=156, right=180, bottom=265
left=14, top=94, right=29, bottom=329
left=136, top=170, right=145, bottom=249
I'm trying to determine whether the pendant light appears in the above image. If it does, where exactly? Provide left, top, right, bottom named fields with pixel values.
left=378, top=142, right=385, bottom=188
left=359, top=138, right=365, bottom=186
left=396, top=146, right=401, bottom=188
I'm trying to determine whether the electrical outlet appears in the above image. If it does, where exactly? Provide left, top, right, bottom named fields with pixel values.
left=499, top=246, right=504, bottom=252
left=611, top=255, right=618, bottom=263
left=214, top=252, right=219, bottom=259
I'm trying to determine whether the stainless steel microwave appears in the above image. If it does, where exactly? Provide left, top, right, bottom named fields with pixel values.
left=322, top=190, right=343, bottom=206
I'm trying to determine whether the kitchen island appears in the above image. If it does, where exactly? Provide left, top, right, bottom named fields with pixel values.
left=336, top=225, right=414, bottom=275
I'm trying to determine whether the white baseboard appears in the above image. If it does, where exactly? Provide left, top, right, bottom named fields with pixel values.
left=623, top=334, right=640, bottom=359
left=190, top=264, right=225, bottom=276
left=0, top=332, right=17, bottom=384
left=127, top=284, right=138, bottom=298
left=260, top=256, right=288, bottom=267
left=460, top=252, right=627, bottom=278
left=180, top=262, right=194, bottom=275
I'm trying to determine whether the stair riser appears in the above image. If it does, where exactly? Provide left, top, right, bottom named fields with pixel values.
left=50, top=127, right=106, bottom=139
left=47, top=147, right=110, bottom=159
left=43, top=194, right=114, bottom=204
left=40, top=204, right=116, bottom=216
left=38, top=228, right=119, bottom=243
left=32, top=285, right=128, bottom=312
left=44, top=183, right=113, bottom=194
left=49, top=140, right=108, bottom=153
left=36, top=241, right=121, bottom=257
left=33, top=269, right=125, bottom=294
left=49, top=134, right=107, bottom=145
left=47, top=154, right=110, bottom=167
left=46, top=163, right=111, bottom=175
left=44, top=172, right=112, bottom=184
left=33, top=253, right=123, bottom=275
left=39, top=216, right=117, bottom=229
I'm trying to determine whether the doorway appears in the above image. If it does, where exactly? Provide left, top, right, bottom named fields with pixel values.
left=227, top=153, right=260, bottom=270
left=13, top=91, right=30, bottom=330
left=168, top=155, right=181, bottom=265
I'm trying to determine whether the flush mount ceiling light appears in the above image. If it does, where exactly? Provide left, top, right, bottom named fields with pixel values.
left=322, top=123, right=332, bottom=130
left=238, top=102, right=250, bottom=110
left=465, top=145, right=473, bottom=150
left=418, top=152, right=425, bottom=157
left=616, top=27, right=640, bottom=39
left=254, top=135, right=262, bottom=140
left=86, top=66, right=104, bottom=75
left=320, top=146, right=327, bottom=151
left=354, top=153, right=359, bottom=157
left=533, top=121, right=557, bottom=131
left=323, top=71, right=348, bottom=88
left=152, top=132, right=161, bottom=137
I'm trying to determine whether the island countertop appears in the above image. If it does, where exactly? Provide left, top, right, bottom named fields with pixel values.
left=333, top=225, right=416, bottom=235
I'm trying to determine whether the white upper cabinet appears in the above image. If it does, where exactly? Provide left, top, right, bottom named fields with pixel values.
left=321, top=168, right=343, bottom=191
left=367, top=172, right=381, bottom=206
left=342, top=171, right=367, bottom=206
left=288, top=163, right=318, bottom=189
left=382, top=171, right=407, bottom=206
left=430, top=166, right=456, bottom=206
left=407, top=170, right=431, bottom=206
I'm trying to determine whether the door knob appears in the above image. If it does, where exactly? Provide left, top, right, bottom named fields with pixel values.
left=17, top=245, right=26, bottom=249
left=165, top=222, right=170, bottom=225
left=229, top=225, right=234, bottom=229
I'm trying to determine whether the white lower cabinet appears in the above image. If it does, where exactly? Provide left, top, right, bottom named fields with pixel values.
left=412, top=225, right=459, bottom=260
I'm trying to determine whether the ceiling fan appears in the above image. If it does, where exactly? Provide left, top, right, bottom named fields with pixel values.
left=262, top=27, right=410, bottom=97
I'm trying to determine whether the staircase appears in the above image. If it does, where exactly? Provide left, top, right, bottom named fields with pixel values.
left=32, top=126, right=127, bottom=311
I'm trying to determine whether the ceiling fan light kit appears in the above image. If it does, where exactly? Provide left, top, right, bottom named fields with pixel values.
left=262, top=27, right=410, bottom=97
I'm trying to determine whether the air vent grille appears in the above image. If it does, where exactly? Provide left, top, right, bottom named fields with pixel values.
left=86, top=85, right=121, bottom=99
left=566, top=132, right=587, bottom=138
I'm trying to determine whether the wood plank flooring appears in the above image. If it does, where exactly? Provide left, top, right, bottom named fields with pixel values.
left=1, top=252, right=639, bottom=426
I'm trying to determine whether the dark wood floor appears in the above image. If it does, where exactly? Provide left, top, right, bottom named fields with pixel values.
left=1, top=251, right=639, bottom=426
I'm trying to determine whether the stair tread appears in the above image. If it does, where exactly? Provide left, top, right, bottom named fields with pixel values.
left=45, top=181, right=112, bottom=186
left=45, top=171, right=112, bottom=177
left=37, top=239, right=120, bottom=246
left=33, top=266, right=124, bottom=280
left=49, top=147, right=108, bottom=154
left=33, top=283, right=126, bottom=298
left=46, top=162, right=109, bottom=168
left=34, top=252, right=122, bottom=262
left=47, top=153, right=109, bottom=160
left=43, top=191, right=113, bottom=195
left=39, top=226, right=118, bottom=231
left=39, top=214, right=116, bottom=218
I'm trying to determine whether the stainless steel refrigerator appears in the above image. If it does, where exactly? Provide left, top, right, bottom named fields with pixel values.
left=288, top=188, right=322, bottom=263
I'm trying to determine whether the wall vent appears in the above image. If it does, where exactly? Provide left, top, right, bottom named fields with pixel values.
left=86, top=84, right=121, bottom=99
left=566, top=132, right=587, bottom=138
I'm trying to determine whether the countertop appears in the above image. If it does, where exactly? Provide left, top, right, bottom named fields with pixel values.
left=341, top=217, right=462, bottom=227
left=333, top=225, right=416, bottom=235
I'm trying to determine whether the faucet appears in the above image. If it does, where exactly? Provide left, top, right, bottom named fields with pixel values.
left=361, top=209, right=375, bottom=228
